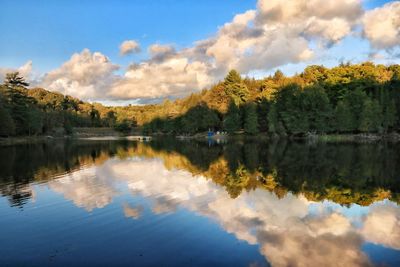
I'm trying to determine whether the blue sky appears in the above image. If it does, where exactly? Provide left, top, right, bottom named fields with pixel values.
left=0, top=0, right=256, bottom=72
left=0, top=0, right=399, bottom=104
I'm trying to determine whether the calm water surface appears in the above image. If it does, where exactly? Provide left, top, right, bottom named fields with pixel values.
left=0, top=139, right=400, bottom=266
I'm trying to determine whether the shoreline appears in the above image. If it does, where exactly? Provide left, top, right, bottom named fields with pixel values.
left=1, top=131, right=400, bottom=146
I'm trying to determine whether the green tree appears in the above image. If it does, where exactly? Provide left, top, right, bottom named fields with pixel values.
left=257, top=98, right=270, bottom=132
left=105, top=111, right=117, bottom=127
left=275, top=84, right=309, bottom=134
left=0, top=102, right=15, bottom=136
left=267, top=102, right=279, bottom=135
left=224, top=101, right=241, bottom=134
left=115, top=120, right=132, bottom=133
left=360, top=99, right=382, bottom=133
left=224, top=69, right=242, bottom=85
left=335, top=101, right=353, bottom=132
left=273, top=70, right=284, bottom=82
left=382, top=99, right=397, bottom=132
left=224, top=70, right=249, bottom=105
left=0, top=85, right=33, bottom=135
left=4, top=72, right=29, bottom=87
left=302, top=86, right=332, bottom=133
left=27, top=107, right=43, bottom=135
left=338, top=89, right=368, bottom=132
left=89, top=107, right=100, bottom=126
left=302, top=65, right=327, bottom=84
left=244, top=102, right=259, bottom=135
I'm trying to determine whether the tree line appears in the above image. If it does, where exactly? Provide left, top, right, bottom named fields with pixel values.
left=1, top=61, right=400, bottom=137
left=142, top=63, right=400, bottom=136
left=0, top=72, right=134, bottom=137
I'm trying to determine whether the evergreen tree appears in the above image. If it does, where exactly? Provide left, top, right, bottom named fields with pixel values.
left=267, top=103, right=278, bottom=135
left=302, top=86, right=332, bottom=133
left=275, top=84, right=309, bottom=134
left=273, top=70, right=284, bottom=81
left=224, top=70, right=242, bottom=85
left=257, top=98, right=270, bottom=132
left=360, top=99, right=382, bottom=133
left=224, top=70, right=249, bottom=105
left=27, top=107, right=43, bottom=135
left=335, top=101, right=353, bottom=132
left=244, top=103, right=259, bottom=135
left=105, top=111, right=117, bottom=127
left=201, top=109, right=220, bottom=131
left=224, top=101, right=241, bottom=134
left=0, top=102, right=15, bottom=136
left=4, top=72, right=29, bottom=87
left=342, top=89, right=368, bottom=131
left=382, top=99, right=397, bottom=132
left=1, top=86, right=33, bottom=135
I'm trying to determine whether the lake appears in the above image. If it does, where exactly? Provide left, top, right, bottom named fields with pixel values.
left=0, top=138, right=399, bottom=266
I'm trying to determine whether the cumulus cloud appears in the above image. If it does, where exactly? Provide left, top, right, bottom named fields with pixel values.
left=362, top=1, right=400, bottom=50
left=41, top=49, right=119, bottom=100
left=119, top=40, right=141, bottom=55
left=6, top=0, right=396, bottom=102
left=148, top=44, right=176, bottom=62
left=109, top=56, right=213, bottom=99
left=256, top=0, right=362, bottom=44
left=107, top=0, right=365, bottom=100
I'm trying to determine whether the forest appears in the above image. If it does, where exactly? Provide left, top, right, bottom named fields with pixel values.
left=1, top=61, right=400, bottom=137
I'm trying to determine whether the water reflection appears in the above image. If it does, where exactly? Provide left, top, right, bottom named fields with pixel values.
left=0, top=139, right=399, bottom=266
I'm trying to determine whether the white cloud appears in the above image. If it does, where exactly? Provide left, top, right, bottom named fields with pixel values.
left=109, top=56, right=213, bottom=99
left=107, top=0, right=365, bottom=100
left=40, top=49, right=119, bottom=100
left=362, top=1, right=400, bottom=50
left=3, top=0, right=396, bottom=102
left=148, top=44, right=176, bottom=61
left=119, top=40, right=141, bottom=55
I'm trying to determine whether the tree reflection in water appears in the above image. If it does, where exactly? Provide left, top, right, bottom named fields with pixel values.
left=0, top=139, right=399, bottom=266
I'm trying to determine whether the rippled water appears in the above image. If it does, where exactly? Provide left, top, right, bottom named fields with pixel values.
left=0, top=139, right=399, bottom=266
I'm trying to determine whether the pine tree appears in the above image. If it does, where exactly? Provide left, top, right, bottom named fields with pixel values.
left=335, top=101, right=353, bottom=132
left=1, top=86, right=32, bottom=135
left=244, top=103, right=259, bottom=135
left=27, top=107, right=43, bottom=135
left=0, top=102, right=15, bottom=136
left=257, top=98, right=269, bottom=132
left=224, top=101, right=241, bottom=134
left=273, top=70, right=284, bottom=81
left=382, top=99, right=397, bottom=133
left=4, top=72, right=29, bottom=87
left=224, top=70, right=249, bottom=106
left=224, top=70, right=242, bottom=85
left=360, top=99, right=382, bottom=133
left=267, top=103, right=278, bottom=135
left=302, top=86, right=332, bottom=133
left=343, top=89, right=368, bottom=131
